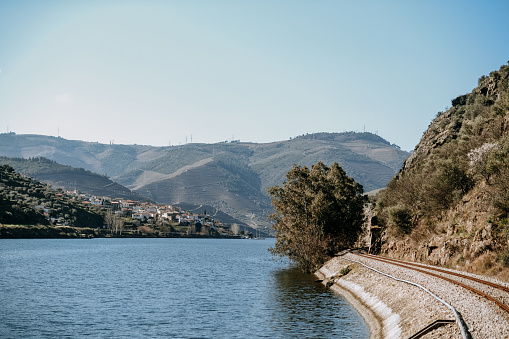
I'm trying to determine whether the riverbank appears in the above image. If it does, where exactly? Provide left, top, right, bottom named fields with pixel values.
left=0, top=224, right=244, bottom=239
left=316, top=252, right=509, bottom=338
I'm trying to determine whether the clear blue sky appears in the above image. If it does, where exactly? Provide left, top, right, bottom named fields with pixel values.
left=1, top=0, right=508, bottom=151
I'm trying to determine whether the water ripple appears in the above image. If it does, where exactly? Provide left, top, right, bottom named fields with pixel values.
left=0, top=238, right=368, bottom=338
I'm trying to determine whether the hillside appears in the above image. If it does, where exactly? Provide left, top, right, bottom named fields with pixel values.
left=0, top=132, right=409, bottom=228
left=374, top=62, right=509, bottom=279
left=0, top=157, right=147, bottom=201
left=0, top=164, right=104, bottom=228
left=0, top=134, right=166, bottom=178
left=250, top=132, right=405, bottom=194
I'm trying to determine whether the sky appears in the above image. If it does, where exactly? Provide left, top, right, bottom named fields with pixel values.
left=1, top=0, right=508, bottom=151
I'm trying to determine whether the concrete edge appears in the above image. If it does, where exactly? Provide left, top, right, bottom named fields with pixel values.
left=315, top=269, right=383, bottom=339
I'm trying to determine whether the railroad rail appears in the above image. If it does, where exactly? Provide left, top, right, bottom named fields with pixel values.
left=354, top=253, right=509, bottom=314
left=339, top=255, right=471, bottom=339
left=361, top=253, right=509, bottom=293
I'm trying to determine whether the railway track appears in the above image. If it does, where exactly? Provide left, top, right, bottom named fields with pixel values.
left=355, top=253, right=509, bottom=314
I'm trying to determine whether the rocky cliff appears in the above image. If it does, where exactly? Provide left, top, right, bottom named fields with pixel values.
left=374, top=62, right=509, bottom=280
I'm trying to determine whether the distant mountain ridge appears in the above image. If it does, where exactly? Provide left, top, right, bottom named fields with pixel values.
left=0, top=132, right=410, bottom=228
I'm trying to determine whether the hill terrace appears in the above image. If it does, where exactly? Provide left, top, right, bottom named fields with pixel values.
left=0, top=132, right=410, bottom=230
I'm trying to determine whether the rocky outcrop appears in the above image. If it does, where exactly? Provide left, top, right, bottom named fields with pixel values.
left=375, top=63, right=509, bottom=279
left=379, top=182, right=507, bottom=276
left=401, top=109, right=459, bottom=173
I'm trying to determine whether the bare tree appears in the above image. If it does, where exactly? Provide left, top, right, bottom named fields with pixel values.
left=105, top=209, right=124, bottom=235
left=113, top=214, right=124, bottom=235
left=231, top=223, right=240, bottom=235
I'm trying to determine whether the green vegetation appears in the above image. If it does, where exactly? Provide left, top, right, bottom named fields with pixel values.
left=499, top=247, right=509, bottom=267
left=268, top=161, right=366, bottom=272
left=0, top=156, right=146, bottom=201
left=378, top=63, right=509, bottom=231
left=0, top=224, right=104, bottom=239
left=0, top=156, right=90, bottom=176
left=340, top=266, right=352, bottom=276
left=373, top=62, right=509, bottom=276
left=0, top=164, right=244, bottom=238
left=0, top=164, right=104, bottom=228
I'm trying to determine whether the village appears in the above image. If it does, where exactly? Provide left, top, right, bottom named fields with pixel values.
left=45, top=189, right=251, bottom=238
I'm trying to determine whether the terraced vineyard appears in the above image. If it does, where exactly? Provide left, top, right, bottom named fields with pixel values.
left=0, top=132, right=410, bottom=229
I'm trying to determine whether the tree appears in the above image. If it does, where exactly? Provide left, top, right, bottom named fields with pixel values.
left=268, top=162, right=366, bottom=272
left=113, top=214, right=124, bottom=235
left=105, top=209, right=124, bottom=235
left=231, top=223, right=240, bottom=235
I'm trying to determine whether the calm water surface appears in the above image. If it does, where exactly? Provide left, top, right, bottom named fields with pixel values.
left=0, top=238, right=368, bottom=338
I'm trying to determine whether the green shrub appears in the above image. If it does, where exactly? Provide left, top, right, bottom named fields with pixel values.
left=340, top=266, right=352, bottom=276
left=389, top=205, right=412, bottom=233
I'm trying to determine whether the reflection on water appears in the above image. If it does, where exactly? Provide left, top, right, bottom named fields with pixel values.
left=268, top=266, right=369, bottom=338
left=0, top=239, right=368, bottom=338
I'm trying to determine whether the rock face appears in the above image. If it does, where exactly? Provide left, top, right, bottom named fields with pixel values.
left=375, top=62, right=509, bottom=279
left=401, top=109, right=457, bottom=172
left=379, top=182, right=507, bottom=275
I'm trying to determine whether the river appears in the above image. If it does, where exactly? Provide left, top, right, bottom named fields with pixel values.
left=0, top=238, right=368, bottom=338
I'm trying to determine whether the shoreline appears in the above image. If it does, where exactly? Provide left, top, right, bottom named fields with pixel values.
left=0, top=224, right=247, bottom=240
left=316, top=253, right=461, bottom=338
left=318, top=252, right=509, bottom=338
left=315, top=268, right=383, bottom=339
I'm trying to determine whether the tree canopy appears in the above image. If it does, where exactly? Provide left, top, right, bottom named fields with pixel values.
left=268, top=161, right=366, bottom=272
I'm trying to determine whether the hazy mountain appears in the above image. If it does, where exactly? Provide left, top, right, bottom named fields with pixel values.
left=0, top=132, right=410, bottom=228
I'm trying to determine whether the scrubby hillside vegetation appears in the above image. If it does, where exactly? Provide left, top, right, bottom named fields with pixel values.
left=375, top=62, right=509, bottom=279
left=0, top=157, right=147, bottom=201
left=0, top=164, right=104, bottom=228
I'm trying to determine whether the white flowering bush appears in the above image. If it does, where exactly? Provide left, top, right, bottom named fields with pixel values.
left=467, top=142, right=498, bottom=181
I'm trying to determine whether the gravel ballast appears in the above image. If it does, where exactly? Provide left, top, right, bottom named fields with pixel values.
left=316, top=253, right=509, bottom=339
